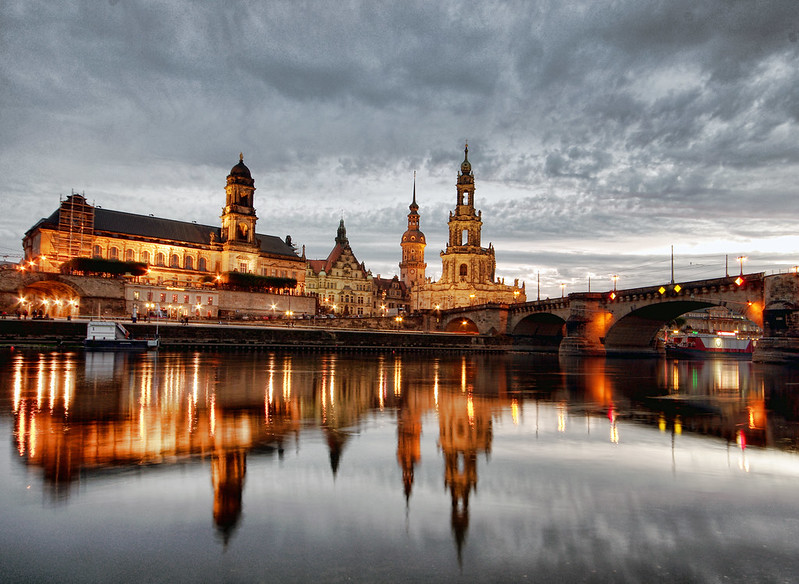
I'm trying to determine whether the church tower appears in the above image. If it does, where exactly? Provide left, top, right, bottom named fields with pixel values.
left=220, top=154, right=260, bottom=273
left=399, top=172, right=427, bottom=290
left=439, top=144, right=496, bottom=285
left=220, top=154, right=258, bottom=248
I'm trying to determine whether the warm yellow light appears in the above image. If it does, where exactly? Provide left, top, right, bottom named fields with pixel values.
left=658, top=286, right=666, bottom=294
left=674, top=284, right=681, bottom=293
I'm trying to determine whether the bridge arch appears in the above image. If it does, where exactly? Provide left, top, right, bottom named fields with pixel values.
left=511, top=313, right=566, bottom=349
left=443, top=317, right=479, bottom=334
left=603, top=300, right=750, bottom=355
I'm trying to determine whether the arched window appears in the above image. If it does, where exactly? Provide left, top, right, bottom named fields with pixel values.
left=141, top=250, right=150, bottom=264
left=93, top=245, right=102, bottom=258
left=156, top=252, right=165, bottom=267
left=198, top=257, right=207, bottom=272
left=125, top=249, right=135, bottom=262
left=184, top=256, right=194, bottom=270
left=459, top=264, right=468, bottom=277
left=170, top=254, right=180, bottom=268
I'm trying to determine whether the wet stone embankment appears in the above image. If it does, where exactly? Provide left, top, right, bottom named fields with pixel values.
left=0, top=319, right=507, bottom=353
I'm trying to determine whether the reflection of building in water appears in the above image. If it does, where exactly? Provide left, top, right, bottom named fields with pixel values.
left=10, top=351, right=303, bottom=542
left=437, top=390, right=493, bottom=561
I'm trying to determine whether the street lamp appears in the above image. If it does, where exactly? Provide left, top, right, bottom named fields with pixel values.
left=560, top=283, right=566, bottom=298
left=612, top=274, right=619, bottom=291
left=737, top=256, right=747, bottom=276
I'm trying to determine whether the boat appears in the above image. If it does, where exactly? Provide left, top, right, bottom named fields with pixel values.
left=665, top=331, right=753, bottom=359
left=84, top=321, right=159, bottom=350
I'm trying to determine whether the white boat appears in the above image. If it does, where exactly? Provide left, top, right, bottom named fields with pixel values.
left=84, top=321, right=159, bottom=350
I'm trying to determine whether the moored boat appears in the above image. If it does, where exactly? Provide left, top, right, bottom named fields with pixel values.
left=85, top=321, right=159, bottom=350
left=665, top=331, right=753, bottom=359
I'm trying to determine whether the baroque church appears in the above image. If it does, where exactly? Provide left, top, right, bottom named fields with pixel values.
left=407, top=145, right=525, bottom=310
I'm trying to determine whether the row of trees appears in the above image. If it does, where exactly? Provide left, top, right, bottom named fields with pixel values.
left=60, top=258, right=297, bottom=292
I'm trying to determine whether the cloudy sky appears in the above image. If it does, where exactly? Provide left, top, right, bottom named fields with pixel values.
left=2, top=0, right=798, bottom=298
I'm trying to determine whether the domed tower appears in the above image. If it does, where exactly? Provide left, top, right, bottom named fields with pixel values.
left=399, top=172, right=427, bottom=290
left=220, top=153, right=258, bottom=247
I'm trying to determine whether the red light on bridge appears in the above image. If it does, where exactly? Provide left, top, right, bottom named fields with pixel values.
left=609, top=292, right=616, bottom=300
left=735, top=276, right=745, bottom=286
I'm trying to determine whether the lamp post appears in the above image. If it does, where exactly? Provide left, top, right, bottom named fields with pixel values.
left=612, top=274, right=619, bottom=292
left=737, top=256, right=747, bottom=277
left=560, top=283, right=566, bottom=298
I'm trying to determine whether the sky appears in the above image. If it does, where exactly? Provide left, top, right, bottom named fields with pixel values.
left=2, top=0, right=798, bottom=299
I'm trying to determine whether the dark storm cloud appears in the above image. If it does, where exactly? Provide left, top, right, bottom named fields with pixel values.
left=1, top=0, right=798, bottom=284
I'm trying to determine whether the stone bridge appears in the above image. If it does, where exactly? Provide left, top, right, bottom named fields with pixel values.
left=434, top=272, right=799, bottom=360
left=0, top=271, right=126, bottom=317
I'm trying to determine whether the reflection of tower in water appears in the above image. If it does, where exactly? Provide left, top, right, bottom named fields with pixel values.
left=212, top=449, right=246, bottom=544
left=437, top=390, right=493, bottom=561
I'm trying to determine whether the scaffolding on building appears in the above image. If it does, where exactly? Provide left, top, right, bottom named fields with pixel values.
left=54, top=191, right=94, bottom=263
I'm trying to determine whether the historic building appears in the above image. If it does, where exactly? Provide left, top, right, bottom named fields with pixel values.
left=305, top=219, right=375, bottom=316
left=19, top=155, right=311, bottom=318
left=399, top=173, right=427, bottom=292
left=413, top=145, right=525, bottom=310
left=373, top=275, right=409, bottom=315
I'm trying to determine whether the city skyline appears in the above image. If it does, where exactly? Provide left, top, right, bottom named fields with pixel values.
left=2, top=1, right=798, bottom=298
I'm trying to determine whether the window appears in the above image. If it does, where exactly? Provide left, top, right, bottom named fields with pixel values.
left=160, top=293, right=166, bottom=302
left=184, top=295, right=189, bottom=304
left=207, top=297, right=214, bottom=305
left=156, top=252, right=165, bottom=267
left=196, top=296, right=202, bottom=304
left=239, top=262, right=248, bottom=273
left=133, top=291, right=140, bottom=300
left=141, top=250, right=150, bottom=264
left=147, top=292, right=153, bottom=301
left=170, top=254, right=180, bottom=268
left=93, top=245, right=102, bottom=258
left=184, top=256, right=194, bottom=270
left=125, top=249, right=135, bottom=262
left=172, top=294, right=178, bottom=303
left=198, top=257, right=207, bottom=272
left=460, top=264, right=468, bottom=277
left=109, top=247, right=119, bottom=260
left=461, top=229, right=468, bottom=245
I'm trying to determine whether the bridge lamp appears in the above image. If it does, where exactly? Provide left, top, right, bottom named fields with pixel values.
left=560, top=283, right=566, bottom=297
left=612, top=274, right=619, bottom=291
left=737, top=256, right=747, bottom=276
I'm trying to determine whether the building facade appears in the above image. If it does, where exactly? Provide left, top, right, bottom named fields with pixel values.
left=413, top=145, right=525, bottom=310
left=305, top=219, right=375, bottom=316
left=20, top=156, right=311, bottom=319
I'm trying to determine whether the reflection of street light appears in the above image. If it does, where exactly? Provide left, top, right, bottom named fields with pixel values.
left=737, top=256, right=747, bottom=276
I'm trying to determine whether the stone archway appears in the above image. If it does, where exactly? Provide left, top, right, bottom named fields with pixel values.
left=444, top=317, right=479, bottom=333
left=511, top=313, right=566, bottom=349
left=19, top=279, right=83, bottom=319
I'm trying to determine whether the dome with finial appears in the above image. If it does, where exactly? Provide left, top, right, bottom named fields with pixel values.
left=460, top=143, right=471, bottom=174
left=229, top=153, right=252, bottom=179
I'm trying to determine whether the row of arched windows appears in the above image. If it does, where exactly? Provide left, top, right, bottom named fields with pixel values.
left=92, top=244, right=208, bottom=271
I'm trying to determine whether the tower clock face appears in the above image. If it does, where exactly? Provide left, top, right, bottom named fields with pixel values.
left=410, top=269, right=415, bottom=274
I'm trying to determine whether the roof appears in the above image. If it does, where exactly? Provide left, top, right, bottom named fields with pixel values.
left=31, top=207, right=299, bottom=258
left=307, top=243, right=346, bottom=274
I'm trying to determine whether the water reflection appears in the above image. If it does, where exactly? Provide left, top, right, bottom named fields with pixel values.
left=5, top=349, right=799, bottom=562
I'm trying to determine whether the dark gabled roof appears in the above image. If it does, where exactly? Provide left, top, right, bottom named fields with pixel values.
left=31, top=207, right=299, bottom=259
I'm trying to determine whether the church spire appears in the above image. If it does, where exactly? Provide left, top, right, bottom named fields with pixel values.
left=335, top=217, right=348, bottom=245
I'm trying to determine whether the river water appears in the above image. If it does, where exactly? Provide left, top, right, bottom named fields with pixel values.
left=2, top=349, right=799, bottom=583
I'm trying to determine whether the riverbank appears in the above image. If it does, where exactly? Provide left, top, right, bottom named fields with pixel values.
left=0, top=318, right=510, bottom=353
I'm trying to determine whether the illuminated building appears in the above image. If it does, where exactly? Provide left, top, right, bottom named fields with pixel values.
left=304, top=219, right=375, bottom=316
left=412, top=145, right=525, bottom=310
left=18, top=155, right=309, bottom=318
left=399, top=173, right=427, bottom=295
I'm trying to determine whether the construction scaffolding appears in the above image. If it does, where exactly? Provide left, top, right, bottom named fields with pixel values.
left=54, top=191, right=94, bottom=263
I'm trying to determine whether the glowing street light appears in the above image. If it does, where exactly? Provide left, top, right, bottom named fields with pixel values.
left=612, top=274, right=619, bottom=291
left=737, top=256, right=747, bottom=276
left=560, top=282, right=566, bottom=298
